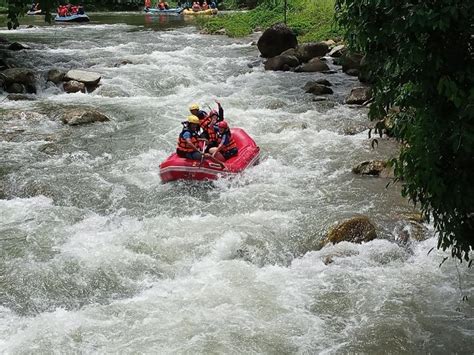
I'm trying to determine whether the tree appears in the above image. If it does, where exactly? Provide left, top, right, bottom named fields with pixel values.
left=335, top=0, right=474, bottom=263
left=6, top=0, right=55, bottom=29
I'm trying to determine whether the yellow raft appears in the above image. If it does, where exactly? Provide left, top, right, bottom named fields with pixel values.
left=182, top=8, right=218, bottom=15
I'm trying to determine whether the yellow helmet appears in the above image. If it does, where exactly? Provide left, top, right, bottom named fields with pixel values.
left=187, top=115, right=200, bottom=124
left=189, top=103, right=200, bottom=111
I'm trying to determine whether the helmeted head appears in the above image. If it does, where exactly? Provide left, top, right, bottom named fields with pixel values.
left=187, top=114, right=200, bottom=125
left=217, top=120, right=228, bottom=131
left=189, top=103, right=200, bottom=115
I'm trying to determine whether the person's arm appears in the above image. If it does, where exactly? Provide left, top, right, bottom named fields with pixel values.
left=215, top=100, right=224, bottom=121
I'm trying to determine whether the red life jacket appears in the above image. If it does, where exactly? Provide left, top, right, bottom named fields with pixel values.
left=217, top=130, right=237, bottom=152
left=177, top=128, right=199, bottom=153
left=200, top=117, right=217, bottom=143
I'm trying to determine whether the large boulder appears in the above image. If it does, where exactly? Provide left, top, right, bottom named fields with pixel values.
left=61, top=109, right=110, bottom=126
left=64, top=69, right=101, bottom=86
left=257, top=23, right=297, bottom=58
left=294, top=58, right=329, bottom=73
left=324, top=216, right=377, bottom=245
left=295, top=42, right=329, bottom=62
left=1, top=68, right=36, bottom=86
left=264, top=54, right=300, bottom=71
left=346, top=87, right=372, bottom=105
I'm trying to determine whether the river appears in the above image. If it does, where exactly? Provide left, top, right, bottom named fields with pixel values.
left=0, top=12, right=472, bottom=354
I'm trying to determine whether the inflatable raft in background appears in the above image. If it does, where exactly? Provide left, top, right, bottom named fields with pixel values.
left=144, top=7, right=184, bottom=14
left=182, top=8, right=218, bottom=15
left=27, top=10, right=42, bottom=15
left=54, top=14, right=90, bottom=22
left=160, top=128, right=260, bottom=182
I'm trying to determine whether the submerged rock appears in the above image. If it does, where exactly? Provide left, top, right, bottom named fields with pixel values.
left=324, top=216, right=377, bottom=245
left=8, top=42, right=31, bottom=51
left=6, top=93, right=36, bottom=101
left=305, top=83, right=333, bottom=95
left=352, top=160, right=388, bottom=176
left=61, top=109, right=110, bottom=126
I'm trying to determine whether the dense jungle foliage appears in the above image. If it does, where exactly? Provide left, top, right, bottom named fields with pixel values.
left=335, top=0, right=474, bottom=263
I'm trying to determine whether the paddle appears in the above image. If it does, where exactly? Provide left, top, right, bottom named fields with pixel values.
left=199, top=141, right=207, bottom=167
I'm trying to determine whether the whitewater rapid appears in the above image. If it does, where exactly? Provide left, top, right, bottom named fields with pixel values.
left=0, top=13, right=472, bottom=353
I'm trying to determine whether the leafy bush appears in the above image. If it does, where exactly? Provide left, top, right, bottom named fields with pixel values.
left=335, top=0, right=474, bottom=263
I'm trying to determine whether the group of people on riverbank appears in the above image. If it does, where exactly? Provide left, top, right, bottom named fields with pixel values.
left=57, top=3, right=85, bottom=17
left=177, top=101, right=238, bottom=168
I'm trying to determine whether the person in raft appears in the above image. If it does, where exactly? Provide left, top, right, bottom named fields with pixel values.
left=191, top=1, right=201, bottom=12
left=199, top=109, right=219, bottom=152
left=177, top=115, right=204, bottom=160
left=209, top=120, right=238, bottom=162
left=144, top=0, right=151, bottom=9
left=188, top=103, right=207, bottom=120
left=157, top=0, right=170, bottom=9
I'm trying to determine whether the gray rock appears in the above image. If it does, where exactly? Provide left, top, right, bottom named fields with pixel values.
left=257, top=23, right=298, bottom=58
left=8, top=42, right=31, bottom=51
left=295, top=42, right=329, bottom=62
left=61, top=109, right=110, bottom=125
left=352, top=160, right=387, bottom=176
left=264, top=54, right=300, bottom=71
left=295, top=58, right=329, bottom=72
left=6, top=83, right=25, bottom=94
left=6, top=93, right=36, bottom=101
left=305, top=83, right=333, bottom=95
left=346, top=68, right=359, bottom=76
left=328, top=44, right=345, bottom=58
left=346, top=87, right=372, bottom=105
left=47, top=69, right=65, bottom=84
left=64, top=69, right=101, bottom=86
left=63, top=80, right=85, bottom=93
left=1, top=67, right=36, bottom=86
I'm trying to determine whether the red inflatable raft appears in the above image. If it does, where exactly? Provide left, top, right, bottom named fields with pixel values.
left=160, top=128, right=260, bottom=182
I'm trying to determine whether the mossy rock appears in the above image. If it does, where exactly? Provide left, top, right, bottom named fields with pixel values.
left=324, top=216, right=377, bottom=245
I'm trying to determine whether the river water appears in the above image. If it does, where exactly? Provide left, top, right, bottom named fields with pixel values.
left=0, top=12, right=472, bottom=354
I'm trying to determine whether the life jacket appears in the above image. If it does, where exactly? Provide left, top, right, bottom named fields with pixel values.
left=200, top=117, right=217, bottom=143
left=59, top=7, right=68, bottom=16
left=177, top=127, right=199, bottom=153
left=217, top=130, right=237, bottom=152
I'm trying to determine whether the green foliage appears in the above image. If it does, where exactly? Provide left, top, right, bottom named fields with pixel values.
left=5, top=0, right=55, bottom=28
left=200, top=0, right=342, bottom=41
left=335, top=0, right=474, bottom=262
